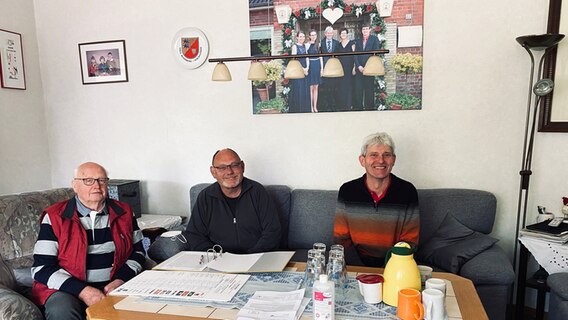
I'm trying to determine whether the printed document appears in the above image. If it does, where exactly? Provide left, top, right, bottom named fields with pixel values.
left=110, top=270, right=249, bottom=302
left=237, top=289, right=309, bottom=320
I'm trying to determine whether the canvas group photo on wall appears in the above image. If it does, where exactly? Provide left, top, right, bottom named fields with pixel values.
left=249, top=0, right=424, bottom=114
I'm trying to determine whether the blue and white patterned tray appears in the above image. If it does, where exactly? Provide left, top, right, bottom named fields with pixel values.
left=143, top=271, right=399, bottom=319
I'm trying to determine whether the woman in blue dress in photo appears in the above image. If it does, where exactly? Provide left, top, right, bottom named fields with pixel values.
left=307, top=30, right=323, bottom=113
left=337, top=28, right=355, bottom=111
left=288, top=31, right=310, bottom=113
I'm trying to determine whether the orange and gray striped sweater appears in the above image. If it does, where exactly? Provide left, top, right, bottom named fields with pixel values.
left=333, top=174, right=419, bottom=267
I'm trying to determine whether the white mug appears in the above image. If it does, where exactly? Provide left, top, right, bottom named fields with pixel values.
left=418, top=265, right=433, bottom=287
left=425, top=278, right=446, bottom=295
left=422, top=288, right=446, bottom=320
left=356, top=274, right=383, bottom=304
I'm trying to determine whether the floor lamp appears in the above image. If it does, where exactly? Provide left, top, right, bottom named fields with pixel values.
left=512, top=33, right=565, bottom=305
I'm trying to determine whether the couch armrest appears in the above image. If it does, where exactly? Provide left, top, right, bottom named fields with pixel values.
left=147, top=232, right=191, bottom=263
left=0, top=285, right=43, bottom=320
left=459, top=245, right=515, bottom=285
left=548, top=273, right=568, bottom=300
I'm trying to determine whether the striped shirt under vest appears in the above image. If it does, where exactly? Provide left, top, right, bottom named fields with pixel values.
left=32, top=197, right=145, bottom=298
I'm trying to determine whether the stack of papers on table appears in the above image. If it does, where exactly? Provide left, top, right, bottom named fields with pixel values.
left=154, top=251, right=295, bottom=273
left=521, top=221, right=568, bottom=244
left=237, top=289, right=309, bottom=320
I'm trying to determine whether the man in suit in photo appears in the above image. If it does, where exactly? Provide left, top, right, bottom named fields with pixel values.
left=319, top=26, right=341, bottom=112
left=353, top=23, right=381, bottom=110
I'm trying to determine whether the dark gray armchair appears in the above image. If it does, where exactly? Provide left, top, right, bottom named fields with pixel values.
left=547, top=273, right=568, bottom=320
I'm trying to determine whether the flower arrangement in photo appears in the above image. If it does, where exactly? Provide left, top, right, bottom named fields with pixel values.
left=391, top=53, right=423, bottom=74
left=252, top=60, right=284, bottom=88
left=279, top=0, right=388, bottom=107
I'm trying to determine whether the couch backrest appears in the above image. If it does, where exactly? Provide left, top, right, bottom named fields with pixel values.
left=189, top=184, right=497, bottom=252
left=417, top=189, right=496, bottom=245
left=0, top=188, right=75, bottom=268
left=288, top=189, right=337, bottom=249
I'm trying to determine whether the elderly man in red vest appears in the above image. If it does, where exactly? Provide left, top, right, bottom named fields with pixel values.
left=31, top=162, right=145, bottom=320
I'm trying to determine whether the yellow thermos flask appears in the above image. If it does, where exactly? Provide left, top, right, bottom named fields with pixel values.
left=382, top=242, right=421, bottom=306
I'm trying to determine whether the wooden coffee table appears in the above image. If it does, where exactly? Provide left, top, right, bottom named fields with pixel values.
left=86, top=262, right=488, bottom=320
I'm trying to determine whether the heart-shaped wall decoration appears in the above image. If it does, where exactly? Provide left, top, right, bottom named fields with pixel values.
left=322, top=8, right=343, bottom=25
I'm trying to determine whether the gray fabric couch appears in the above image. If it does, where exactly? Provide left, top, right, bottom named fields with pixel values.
left=183, top=184, right=515, bottom=320
left=0, top=187, right=76, bottom=320
left=547, top=273, right=568, bottom=320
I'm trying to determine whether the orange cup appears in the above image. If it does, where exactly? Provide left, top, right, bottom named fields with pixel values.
left=397, top=288, right=424, bottom=320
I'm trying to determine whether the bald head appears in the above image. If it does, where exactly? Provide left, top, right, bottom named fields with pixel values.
left=210, top=148, right=245, bottom=198
left=74, top=162, right=108, bottom=178
left=72, top=162, right=108, bottom=211
left=212, top=148, right=241, bottom=165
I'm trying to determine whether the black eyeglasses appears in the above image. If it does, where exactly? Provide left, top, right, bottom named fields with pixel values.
left=212, top=162, right=243, bottom=172
left=74, top=178, right=110, bottom=186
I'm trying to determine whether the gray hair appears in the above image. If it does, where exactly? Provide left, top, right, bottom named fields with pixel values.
left=360, top=132, right=396, bottom=156
left=324, top=26, right=334, bottom=33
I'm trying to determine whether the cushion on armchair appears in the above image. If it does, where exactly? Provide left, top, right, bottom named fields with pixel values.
left=0, top=255, right=15, bottom=290
left=417, top=214, right=498, bottom=273
left=0, top=285, right=43, bottom=320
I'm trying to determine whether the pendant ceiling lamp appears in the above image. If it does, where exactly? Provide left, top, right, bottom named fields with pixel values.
left=247, top=61, right=268, bottom=81
left=209, top=49, right=388, bottom=82
left=211, top=62, right=231, bottom=81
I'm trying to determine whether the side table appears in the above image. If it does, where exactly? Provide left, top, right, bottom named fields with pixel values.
left=137, top=214, right=183, bottom=230
left=137, top=214, right=183, bottom=247
left=515, top=243, right=549, bottom=320
left=516, top=236, right=568, bottom=319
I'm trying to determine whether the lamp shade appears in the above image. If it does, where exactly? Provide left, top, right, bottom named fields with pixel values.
left=363, top=55, right=385, bottom=76
left=516, top=34, right=565, bottom=50
left=212, top=62, right=232, bottom=81
left=284, top=59, right=305, bottom=79
left=322, top=57, right=344, bottom=78
left=248, top=61, right=268, bottom=81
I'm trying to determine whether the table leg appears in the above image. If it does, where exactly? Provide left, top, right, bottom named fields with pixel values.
left=515, top=243, right=529, bottom=318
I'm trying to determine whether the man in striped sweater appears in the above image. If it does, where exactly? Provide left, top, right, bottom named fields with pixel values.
left=31, top=162, right=145, bottom=320
left=333, top=132, right=419, bottom=267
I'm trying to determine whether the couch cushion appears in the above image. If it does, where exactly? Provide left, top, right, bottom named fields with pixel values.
left=0, top=188, right=74, bottom=268
left=288, top=189, right=337, bottom=249
left=417, top=213, right=498, bottom=273
left=460, top=246, right=515, bottom=285
left=0, top=285, right=43, bottom=320
left=0, top=255, right=15, bottom=290
left=12, top=267, right=33, bottom=289
left=265, top=185, right=292, bottom=250
left=417, top=189, right=496, bottom=245
left=548, top=273, right=568, bottom=300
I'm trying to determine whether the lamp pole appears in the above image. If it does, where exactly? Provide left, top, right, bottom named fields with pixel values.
left=512, top=33, right=564, bottom=317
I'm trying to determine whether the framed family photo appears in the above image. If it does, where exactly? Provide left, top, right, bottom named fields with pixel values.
left=79, top=40, right=128, bottom=85
left=0, top=28, right=26, bottom=90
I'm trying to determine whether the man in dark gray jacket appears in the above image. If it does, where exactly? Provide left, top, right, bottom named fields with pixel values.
left=186, top=148, right=281, bottom=253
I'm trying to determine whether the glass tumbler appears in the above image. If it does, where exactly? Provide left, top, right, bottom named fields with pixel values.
left=304, top=249, right=324, bottom=290
left=327, top=249, right=346, bottom=292
left=330, top=244, right=344, bottom=255
left=313, top=242, right=327, bottom=268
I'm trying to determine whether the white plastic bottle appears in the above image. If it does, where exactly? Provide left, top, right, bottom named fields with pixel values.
left=313, top=274, right=335, bottom=320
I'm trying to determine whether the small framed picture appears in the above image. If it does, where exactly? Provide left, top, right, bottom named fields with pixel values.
left=78, top=40, right=128, bottom=85
left=0, top=29, right=26, bottom=90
